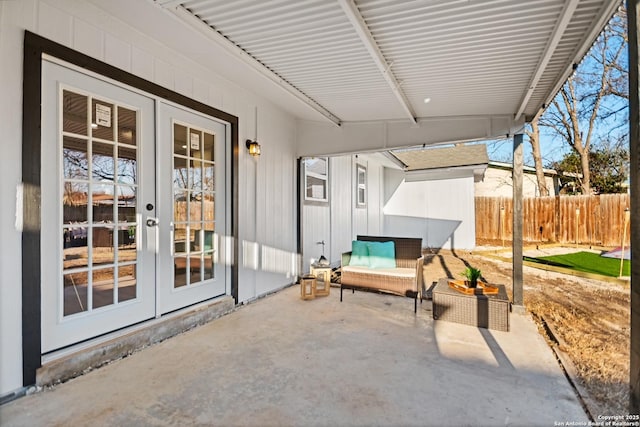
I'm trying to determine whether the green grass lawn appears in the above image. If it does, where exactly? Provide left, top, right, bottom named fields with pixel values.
left=524, top=251, right=630, bottom=277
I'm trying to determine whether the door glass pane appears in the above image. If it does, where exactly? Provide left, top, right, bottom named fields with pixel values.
left=63, top=227, right=88, bottom=270
left=92, top=267, right=114, bottom=309
left=117, top=146, right=137, bottom=185
left=63, top=182, right=88, bottom=224
left=63, top=90, right=88, bottom=136
left=191, top=159, right=202, bottom=190
left=173, top=223, right=186, bottom=254
left=173, top=123, right=187, bottom=156
left=203, top=164, right=214, bottom=192
left=118, top=264, right=136, bottom=302
left=64, top=272, right=88, bottom=316
left=189, top=254, right=201, bottom=284
left=117, top=185, right=136, bottom=222
left=118, top=226, right=137, bottom=263
left=63, top=137, right=89, bottom=180
left=93, top=184, right=115, bottom=223
left=174, top=258, right=187, bottom=288
left=92, top=142, right=115, bottom=182
left=203, top=194, right=214, bottom=221
left=92, top=227, right=114, bottom=266
left=117, top=107, right=136, bottom=146
left=174, top=191, right=188, bottom=223
left=173, top=157, right=188, bottom=188
left=92, top=99, right=114, bottom=140
left=203, top=253, right=214, bottom=280
left=203, top=132, right=214, bottom=162
left=203, top=223, right=214, bottom=251
left=190, top=192, right=202, bottom=222
left=190, top=129, right=203, bottom=160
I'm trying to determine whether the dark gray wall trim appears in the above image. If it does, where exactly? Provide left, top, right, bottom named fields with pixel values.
left=22, top=31, right=44, bottom=387
left=21, top=30, right=240, bottom=386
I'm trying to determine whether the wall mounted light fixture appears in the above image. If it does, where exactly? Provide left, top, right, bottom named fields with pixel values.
left=246, top=106, right=261, bottom=157
left=246, top=139, right=261, bottom=156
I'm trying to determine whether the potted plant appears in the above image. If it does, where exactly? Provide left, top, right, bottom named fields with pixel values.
left=461, top=266, right=482, bottom=288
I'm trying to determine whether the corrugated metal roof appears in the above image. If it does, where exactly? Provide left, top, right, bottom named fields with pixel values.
left=160, top=0, right=620, bottom=124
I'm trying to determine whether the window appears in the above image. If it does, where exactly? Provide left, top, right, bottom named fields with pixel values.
left=304, top=157, right=328, bottom=203
left=356, top=164, right=366, bottom=208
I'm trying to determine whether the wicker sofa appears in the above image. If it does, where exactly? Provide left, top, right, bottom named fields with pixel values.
left=340, top=235, right=424, bottom=312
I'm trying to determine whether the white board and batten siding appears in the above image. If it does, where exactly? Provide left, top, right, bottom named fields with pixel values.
left=302, top=154, right=385, bottom=273
left=383, top=169, right=476, bottom=250
left=0, top=0, right=298, bottom=396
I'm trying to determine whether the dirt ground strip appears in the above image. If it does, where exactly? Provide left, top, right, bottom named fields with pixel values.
left=421, top=247, right=630, bottom=416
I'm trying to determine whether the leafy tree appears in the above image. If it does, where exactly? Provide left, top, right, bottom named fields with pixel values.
left=550, top=143, right=629, bottom=194
left=538, top=6, right=628, bottom=194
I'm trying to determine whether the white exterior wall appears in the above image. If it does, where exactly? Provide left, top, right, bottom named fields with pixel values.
left=302, top=154, right=386, bottom=271
left=476, top=167, right=557, bottom=197
left=383, top=169, right=476, bottom=250
left=330, top=156, right=353, bottom=265
left=0, top=0, right=297, bottom=396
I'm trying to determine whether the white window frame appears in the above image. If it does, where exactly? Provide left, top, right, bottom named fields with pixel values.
left=356, top=163, right=367, bottom=208
left=304, top=157, right=329, bottom=203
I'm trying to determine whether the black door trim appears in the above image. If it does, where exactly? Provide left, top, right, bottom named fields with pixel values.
left=22, top=30, right=240, bottom=386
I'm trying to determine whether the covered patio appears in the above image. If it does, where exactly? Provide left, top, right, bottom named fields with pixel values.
left=0, top=284, right=586, bottom=426
left=1, top=0, right=638, bottom=416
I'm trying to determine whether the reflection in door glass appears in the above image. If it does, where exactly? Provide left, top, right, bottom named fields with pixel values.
left=92, top=227, right=115, bottom=265
left=117, top=146, right=137, bottom=185
left=63, top=137, right=89, bottom=180
left=64, top=272, right=88, bottom=316
left=63, top=182, right=89, bottom=224
left=172, top=123, right=216, bottom=288
left=63, top=91, right=88, bottom=136
left=118, top=265, right=136, bottom=302
left=91, top=99, right=114, bottom=140
left=117, top=107, right=137, bottom=146
left=92, top=267, right=114, bottom=309
left=60, top=89, right=140, bottom=316
left=173, top=124, right=188, bottom=156
left=92, top=141, right=115, bottom=182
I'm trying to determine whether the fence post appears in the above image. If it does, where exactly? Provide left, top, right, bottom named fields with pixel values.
left=575, top=207, right=580, bottom=247
left=500, top=205, right=505, bottom=247
left=554, top=195, right=560, bottom=243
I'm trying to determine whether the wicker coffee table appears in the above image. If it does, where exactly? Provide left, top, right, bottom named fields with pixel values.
left=432, top=278, right=510, bottom=331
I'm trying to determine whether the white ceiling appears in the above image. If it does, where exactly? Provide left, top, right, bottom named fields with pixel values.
left=154, top=0, right=620, bottom=128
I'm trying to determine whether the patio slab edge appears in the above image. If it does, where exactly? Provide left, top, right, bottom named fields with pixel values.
left=37, top=295, right=235, bottom=387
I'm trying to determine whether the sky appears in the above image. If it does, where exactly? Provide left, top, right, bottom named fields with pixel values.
left=481, top=6, right=628, bottom=169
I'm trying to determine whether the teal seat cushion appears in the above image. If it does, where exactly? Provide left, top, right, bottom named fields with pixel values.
left=350, top=240, right=370, bottom=267
left=367, top=241, right=396, bottom=269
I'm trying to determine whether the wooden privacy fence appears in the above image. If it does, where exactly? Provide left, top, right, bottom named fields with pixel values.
left=475, top=194, right=631, bottom=247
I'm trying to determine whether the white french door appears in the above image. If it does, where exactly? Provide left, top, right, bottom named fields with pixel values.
left=156, top=103, right=228, bottom=314
left=41, top=60, right=157, bottom=352
left=41, top=60, right=230, bottom=352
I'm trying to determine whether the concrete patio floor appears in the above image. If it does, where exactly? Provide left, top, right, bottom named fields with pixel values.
left=0, top=284, right=586, bottom=427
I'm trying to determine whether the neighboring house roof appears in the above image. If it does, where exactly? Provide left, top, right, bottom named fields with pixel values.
left=390, top=144, right=489, bottom=171
left=488, top=161, right=557, bottom=176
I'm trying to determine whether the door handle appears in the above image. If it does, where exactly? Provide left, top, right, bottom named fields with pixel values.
left=146, top=217, right=159, bottom=227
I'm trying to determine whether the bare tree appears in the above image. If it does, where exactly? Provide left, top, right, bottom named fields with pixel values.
left=539, top=6, right=627, bottom=194
left=525, top=118, right=549, bottom=196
